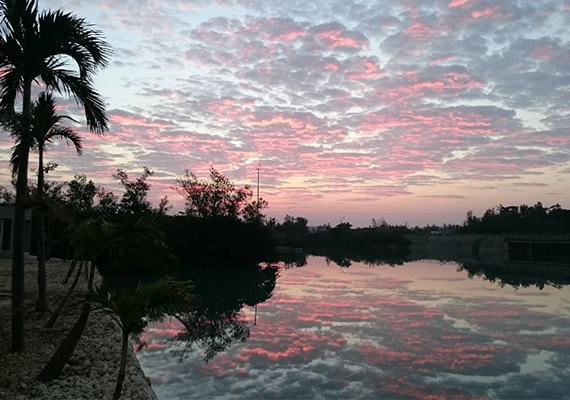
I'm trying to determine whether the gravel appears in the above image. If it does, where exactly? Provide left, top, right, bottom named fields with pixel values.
left=0, top=258, right=158, bottom=400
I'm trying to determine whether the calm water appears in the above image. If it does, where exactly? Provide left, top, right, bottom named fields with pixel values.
left=137, top=256, right=570, bottom=399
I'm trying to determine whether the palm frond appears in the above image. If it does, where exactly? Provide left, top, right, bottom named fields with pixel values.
left=1, top=0, right=110, bottom=132
left=45, top=126, right=83, bottom=155
left=45, top=70, right=108, bottom=133
left=84, top=278, right=195, bottom=336
left=38, top=9, right=111, bottom=75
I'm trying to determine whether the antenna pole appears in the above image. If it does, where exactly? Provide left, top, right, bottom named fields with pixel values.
left=256, top=165, right=260, bottom=204
left=254, top=162, right=261, bottom=326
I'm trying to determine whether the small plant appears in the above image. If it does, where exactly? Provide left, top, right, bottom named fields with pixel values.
left=84, top=278, right=194, bottom=399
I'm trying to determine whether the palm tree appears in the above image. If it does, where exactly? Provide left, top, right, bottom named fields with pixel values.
left=0, top=0, right=110, bottom=354
left=10, top=91, right=83, bottom=311
left=84, top=279, right=194, bottom=399
left=38, top=214, right=179, bottom=382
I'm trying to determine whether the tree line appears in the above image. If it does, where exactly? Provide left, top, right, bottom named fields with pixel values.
left=460, top=202, right=570, bottom=234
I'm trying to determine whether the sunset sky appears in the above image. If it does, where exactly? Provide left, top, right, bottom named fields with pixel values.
left=1, top=0, right=570, bottom=226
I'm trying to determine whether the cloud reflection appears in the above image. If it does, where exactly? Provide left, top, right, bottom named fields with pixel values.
left=136, top=257, right=570, bottom=399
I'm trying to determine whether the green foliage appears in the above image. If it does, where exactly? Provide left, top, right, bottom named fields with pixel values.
left=174, top=167, right=263, bottom=220
left=78, top=215, right=178, bottom=274
left=461, top=202, right=570, bottom=234
left=272, top=214, right=310, bottom=247
left=0, top=185, right=14, bottom=203
left=84, top=278, right=194, bottom=399
left=303, top=219, right=411, bottom=267
left=1, top=0, right=110, bottom=353
left=162, top=215, right=277, bottom=267
left=9, top=92, right=82, bottom=177
left=67, top=174, right=97, bottom=212
left=85, top=278, right=195, bottom=337
left=0, top=0, right=111, bottom=131
left=113, top=166, right=157, bottom=215
left=95, top=189, right=120, bottom=216
left=242, top=198, right=269, bottom=223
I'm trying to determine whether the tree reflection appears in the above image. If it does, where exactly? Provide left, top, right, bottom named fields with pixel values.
left=175, top=311, right=250, bottom=361
left=457, top=261, right=570, bottom=290
left=325, top=255, right=351, bottom=269
left=310, top=246, right=413, bottom=268
left=172, top=264, right=278, bottom=361
left=279, top=250, right=307, bottom=269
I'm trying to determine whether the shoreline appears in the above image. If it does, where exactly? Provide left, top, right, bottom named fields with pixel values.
left=0, top=258, right=158, bottom=400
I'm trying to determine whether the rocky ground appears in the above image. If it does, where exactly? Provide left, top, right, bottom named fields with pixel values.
left=0, top=258, right=157, bottom=400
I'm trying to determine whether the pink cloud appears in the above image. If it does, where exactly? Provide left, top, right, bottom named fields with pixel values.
left=315, top=30, right=368, bottom=50
left=404, top=23, right=439, bottom=39
left=429, top=56, right=456, bottom=65
left=245, top=114, right=317, bottom=130
left=472, top=6, right=502, bottom=19
left=109, top=114, right=174, bottom=130
left=347, top=59, right=385, bottom=81
left=532, top=44, right=554, bottom=60
left=323, top=62, right=340, bottom=71
left=449, top=0, right=474, bottom=8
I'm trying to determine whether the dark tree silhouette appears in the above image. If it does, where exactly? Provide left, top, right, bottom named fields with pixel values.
left=10, top=92, right=82, bottom=311
left=174, top=167, right=253, bottom=219
left=0, top=0, right=110, bottom=354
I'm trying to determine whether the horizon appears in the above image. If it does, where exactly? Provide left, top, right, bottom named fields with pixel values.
left=1, top=0, right=569, bottom=227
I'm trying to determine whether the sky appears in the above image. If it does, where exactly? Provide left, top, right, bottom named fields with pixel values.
left=1, top=0, right=570, bottom=227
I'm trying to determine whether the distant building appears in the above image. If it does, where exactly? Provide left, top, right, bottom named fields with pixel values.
left=0, top=205, right=32, bottom=258
left=308, top=225, right=330, bottom=233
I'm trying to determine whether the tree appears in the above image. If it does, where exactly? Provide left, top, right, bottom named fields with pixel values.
left=0, top=0, right=110, bottom=354
left=242, top=198, right=269, bottom=223
left=0, top=184, right=14, bottom=203
left=274, top=215, right=309, bottom=248
left=174, top=167, right=252, bottom=219
left=10, top=91, right=83, bottom=311
left=39, top=214, right=178, bottom=382
left=95, top=188, right=120, bottom=216
left=84, top=278, right=194, bottom=399
left=113, top=166, right=158, bottom=215
left=66, top=174, right=97, bottom=212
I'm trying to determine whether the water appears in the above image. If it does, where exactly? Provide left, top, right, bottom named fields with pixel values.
left=136, top=256, right=570, bottom=399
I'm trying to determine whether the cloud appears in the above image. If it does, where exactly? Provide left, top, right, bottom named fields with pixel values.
left=1, top=0, right=569, bottom=225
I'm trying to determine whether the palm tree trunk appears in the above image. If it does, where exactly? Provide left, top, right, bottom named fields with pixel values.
left=63, top=258, right=78, bottom=284
left=11, top=79, right=32, bottom=354
left=45, top=260, right=83, bottom=329
left=87, top=259, right=97, bottom=290
left=113, top=331, right=130, bottom=400
left=36, top=147, right=48, bottom=311
left=46, top=213, right=53, bottom=261
left=37, top=302, right=91, bottom=382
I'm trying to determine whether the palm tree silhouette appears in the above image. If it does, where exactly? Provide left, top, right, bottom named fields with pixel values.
left=38, top=214, right=179, bottom=383
left=0, top=0, right=110, bottom=354
left=9, top=91, right=83, bottom=311
left=85, top=278, right=194, bottom=399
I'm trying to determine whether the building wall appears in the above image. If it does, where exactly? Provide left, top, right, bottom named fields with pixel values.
left=0, top=205, right=32, bottom=258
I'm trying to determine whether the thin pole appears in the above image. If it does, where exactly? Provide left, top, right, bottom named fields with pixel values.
left=255, top=163, right=260, bottom=326
left=256, top=166, right=260, bottom=204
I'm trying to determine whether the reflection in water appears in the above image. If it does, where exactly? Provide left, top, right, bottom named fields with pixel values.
left=279, top=250, right=307, bottom=269
left=457, top=260, right=570, bottom=290
left=311, top=246, right=413, bottom=268
left=154, top=264, right=278, bottom=362
left=174, top=311, right=250, bottom=362
left=138, top=257, right=570, bottom=399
